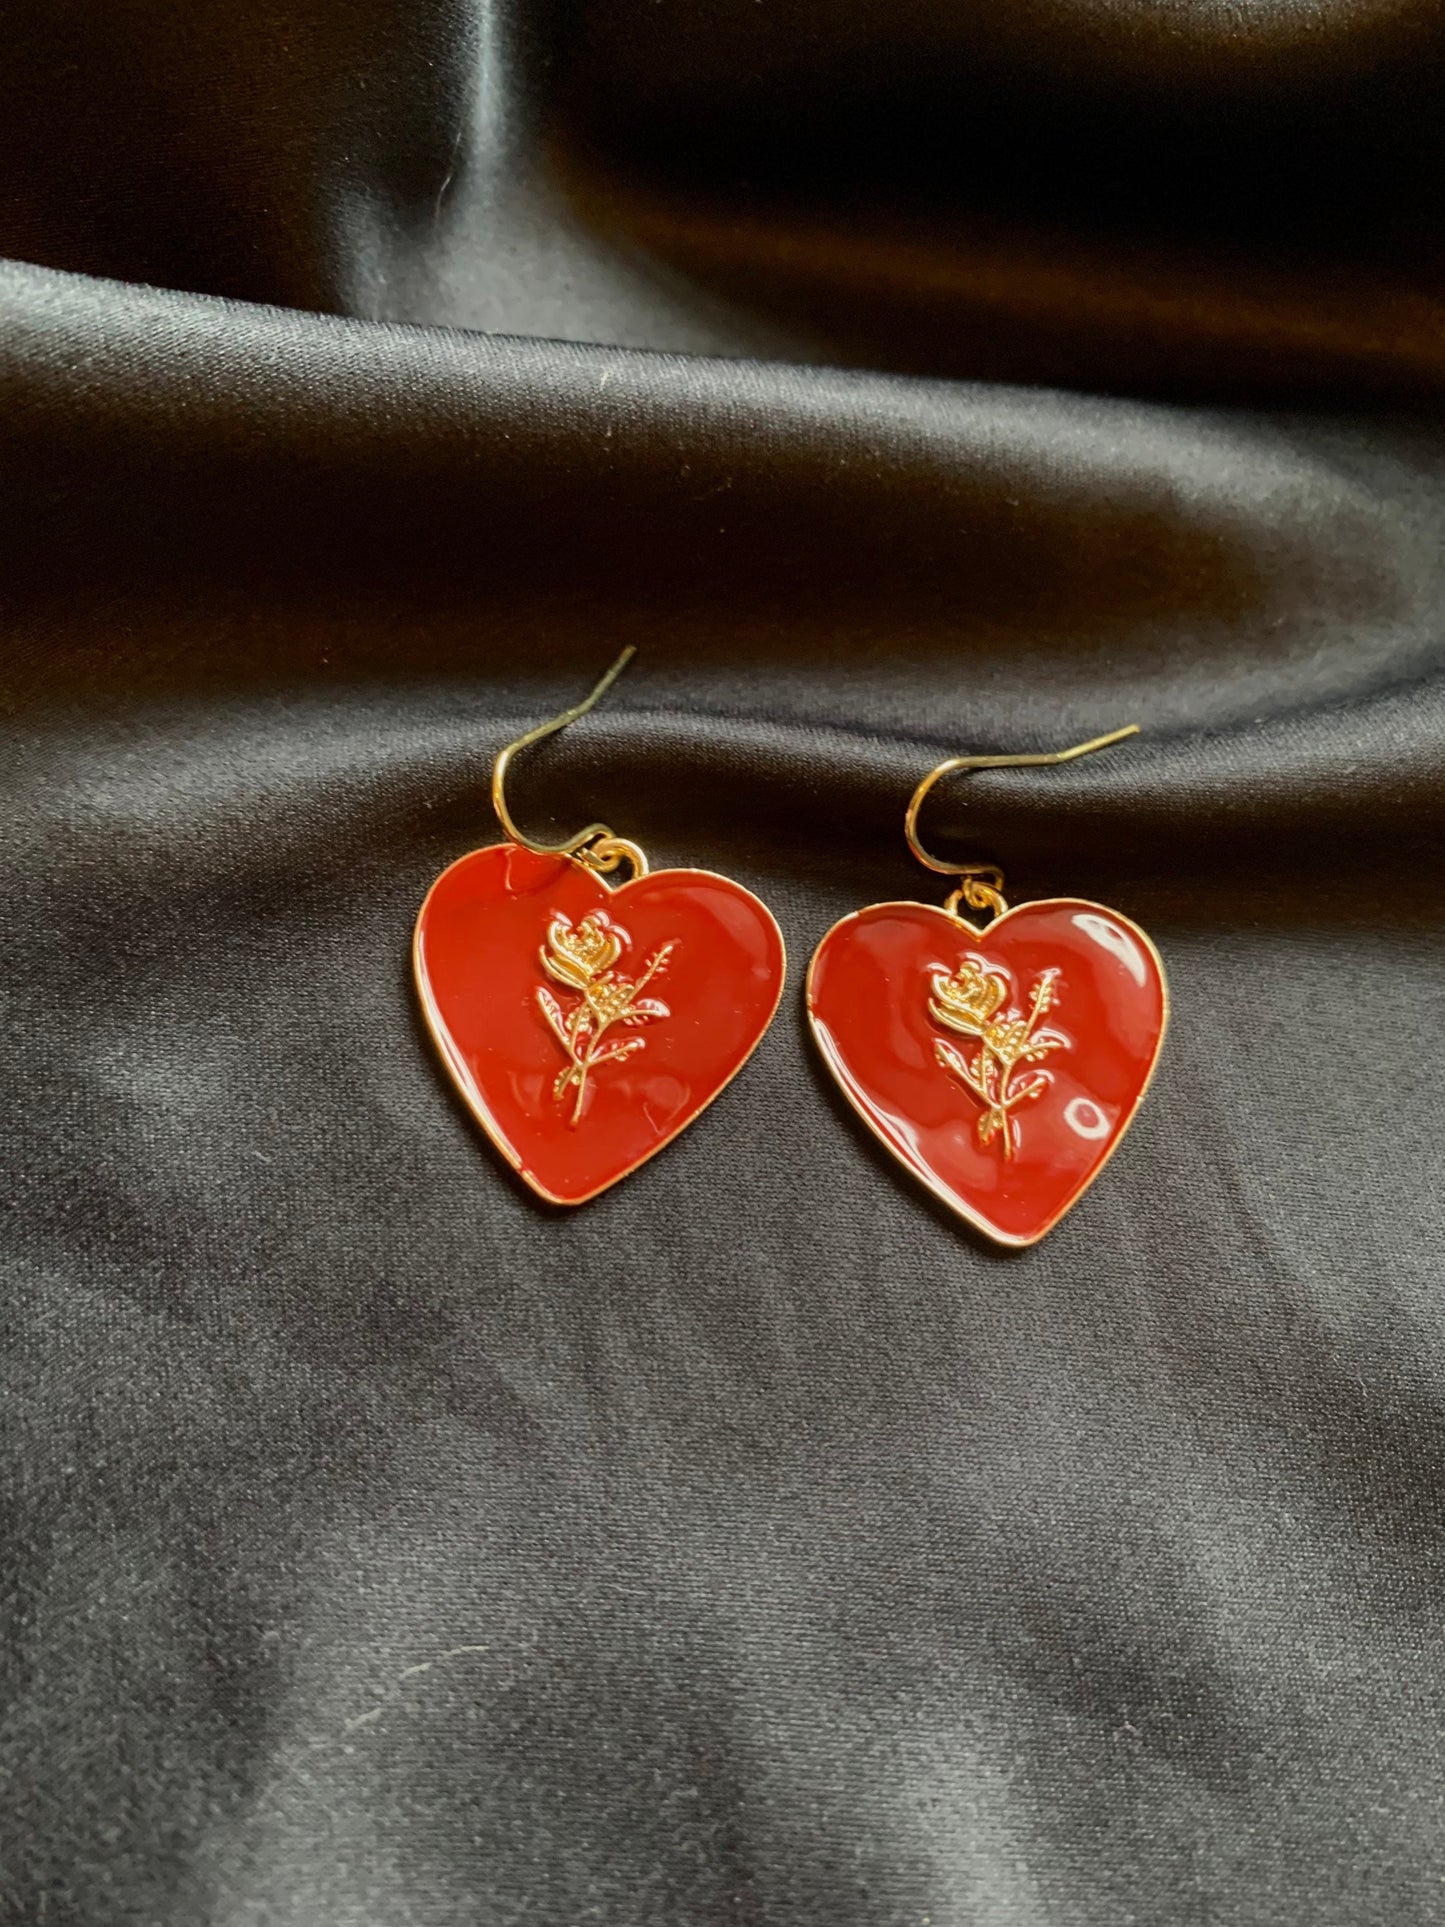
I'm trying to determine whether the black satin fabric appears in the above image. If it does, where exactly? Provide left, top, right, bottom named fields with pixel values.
left=3, top=4, right=1445, bottom=1923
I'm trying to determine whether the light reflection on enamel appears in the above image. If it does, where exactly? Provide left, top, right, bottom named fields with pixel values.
left=1072, top=912, right=1146, bottom=985
left=1064, top=1097, right=1111, bottom=1140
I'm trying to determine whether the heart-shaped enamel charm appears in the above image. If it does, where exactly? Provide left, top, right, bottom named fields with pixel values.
left=807, top=897, right=1167, bottom=1245
left=415, top=843, right=786, bottom=1204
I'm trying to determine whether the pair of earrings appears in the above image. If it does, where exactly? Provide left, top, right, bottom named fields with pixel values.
left=413, top=652, right=1168, bottom=1246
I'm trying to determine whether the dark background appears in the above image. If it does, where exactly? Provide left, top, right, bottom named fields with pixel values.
left=2, top=2, right=1444, bottom=1922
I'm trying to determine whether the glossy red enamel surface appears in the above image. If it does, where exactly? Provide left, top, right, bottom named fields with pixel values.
left=415, top=844, right=785, bottom=1204
left=808, top=898, right=1166, bottom=1245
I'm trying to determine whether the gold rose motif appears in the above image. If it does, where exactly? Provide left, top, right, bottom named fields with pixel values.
left=535, top=911, right=674, bottom=1124
left=929, top=956, right=1067, bottom=1158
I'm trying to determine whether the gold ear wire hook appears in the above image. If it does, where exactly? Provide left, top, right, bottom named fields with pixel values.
left=491, top=646, right=647, bottom=876
left=905, top=724, right=1139, bottom=917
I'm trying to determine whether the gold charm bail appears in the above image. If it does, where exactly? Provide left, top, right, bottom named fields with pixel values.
left=945, top=875, right=1010, bottom=922
left=905, top=723, right=1140, bottom=921
left=490, top=647, right=649, bottom=880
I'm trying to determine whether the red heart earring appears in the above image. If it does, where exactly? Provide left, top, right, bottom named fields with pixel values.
left=807, top=726, right=1167, bottom=1247
left=414, top=650, right=786, bottom=1204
